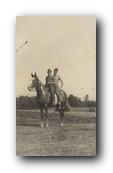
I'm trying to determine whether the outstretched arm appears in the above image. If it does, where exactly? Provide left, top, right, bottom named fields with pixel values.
left=39, top=80, right=44, bottom=87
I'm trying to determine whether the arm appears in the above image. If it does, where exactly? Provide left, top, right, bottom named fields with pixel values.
left=39, top=80, right=44, bottom=87
left=59, top=76, right=63, bottom=88
left=46, top=76, right=48, bottom=85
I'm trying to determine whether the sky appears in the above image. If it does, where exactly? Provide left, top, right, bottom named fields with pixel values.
left=16, top=16, right=96, bottom=100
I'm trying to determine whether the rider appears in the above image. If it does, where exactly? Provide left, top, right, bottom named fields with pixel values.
left=53, top=68, right=63, bottom=107
left=45, top=69, right=55, bottom=106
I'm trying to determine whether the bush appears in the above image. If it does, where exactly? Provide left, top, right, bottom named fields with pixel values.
left=65, top=102, right=71, bottom=112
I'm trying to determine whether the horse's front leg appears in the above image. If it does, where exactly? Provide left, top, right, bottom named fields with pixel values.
left=45, top=105, right=48, bottom=127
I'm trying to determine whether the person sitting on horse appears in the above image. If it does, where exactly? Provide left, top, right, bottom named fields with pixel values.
left=53, top=68, right=63, bottom=107
left=45, top=69, right=55, bottom=106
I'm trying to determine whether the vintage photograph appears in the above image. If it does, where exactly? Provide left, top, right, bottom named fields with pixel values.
left=16, top=16, right=96, bottom=156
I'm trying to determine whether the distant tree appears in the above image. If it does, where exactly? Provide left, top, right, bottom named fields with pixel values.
left=16, top=94, right=96, bottom=110
left=88, top=100, right=96, bottom=107
left=68, top=95, right=80, bottom=107
left=16, top=96, right=38, bottom=110
left=84, top=94, right=89, bottom=106
left=68, top=95, right=76, bottom=107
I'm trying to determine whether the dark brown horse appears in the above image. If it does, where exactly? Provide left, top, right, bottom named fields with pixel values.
left=28, top=73, right=69, bottom=127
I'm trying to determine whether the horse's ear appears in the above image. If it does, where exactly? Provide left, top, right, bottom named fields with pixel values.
left=35, top=72, right=37, bottom=77
left=31, top=73, right=33, bottom=77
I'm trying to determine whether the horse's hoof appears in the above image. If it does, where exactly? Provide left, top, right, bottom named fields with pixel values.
left=61, top=123, right=64, bottom=126
left=46, top=123, right=48, bottom=127
left=40, top=123, right=44, bottom=127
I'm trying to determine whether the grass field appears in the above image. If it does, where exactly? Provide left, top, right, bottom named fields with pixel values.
left=16, top=108, right=96, bottom=156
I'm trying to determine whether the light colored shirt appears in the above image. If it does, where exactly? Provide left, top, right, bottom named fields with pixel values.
left=54, top=74, right=63, bottom=88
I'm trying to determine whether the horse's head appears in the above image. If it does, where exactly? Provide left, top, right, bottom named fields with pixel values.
left=28, top=73, right=42, bottom=92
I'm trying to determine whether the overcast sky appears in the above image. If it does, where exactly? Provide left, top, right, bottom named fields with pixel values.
left=16, top=16, right=96, bottom=100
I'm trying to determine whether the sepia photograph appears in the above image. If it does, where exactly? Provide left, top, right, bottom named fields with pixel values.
left=16, top=16, right=96, bottom=156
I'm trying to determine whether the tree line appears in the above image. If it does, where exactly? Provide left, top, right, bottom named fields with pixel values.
left=16, top=94, right=96, bottom=110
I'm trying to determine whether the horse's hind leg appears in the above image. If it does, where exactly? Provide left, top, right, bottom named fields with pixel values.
left=59, top=110, right=64, bottom=126
left=59, top=104, right=65, bottom=126
left=40, top=108, right=44, bottom=127
left=61, top=113, right=64, bottom=126
left=45, top=105, right=48, bottom=127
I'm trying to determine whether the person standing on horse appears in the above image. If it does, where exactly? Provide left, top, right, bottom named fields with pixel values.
left=53, top=68, right=63, bottom=107
left=45, top=69, right=55, bottom=106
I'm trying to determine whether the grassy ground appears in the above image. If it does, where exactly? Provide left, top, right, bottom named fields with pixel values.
left=16, top=108, right=96, bottom=156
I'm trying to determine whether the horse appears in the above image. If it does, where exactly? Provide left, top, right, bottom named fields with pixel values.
left=28, top=73, right=69, bottom=127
